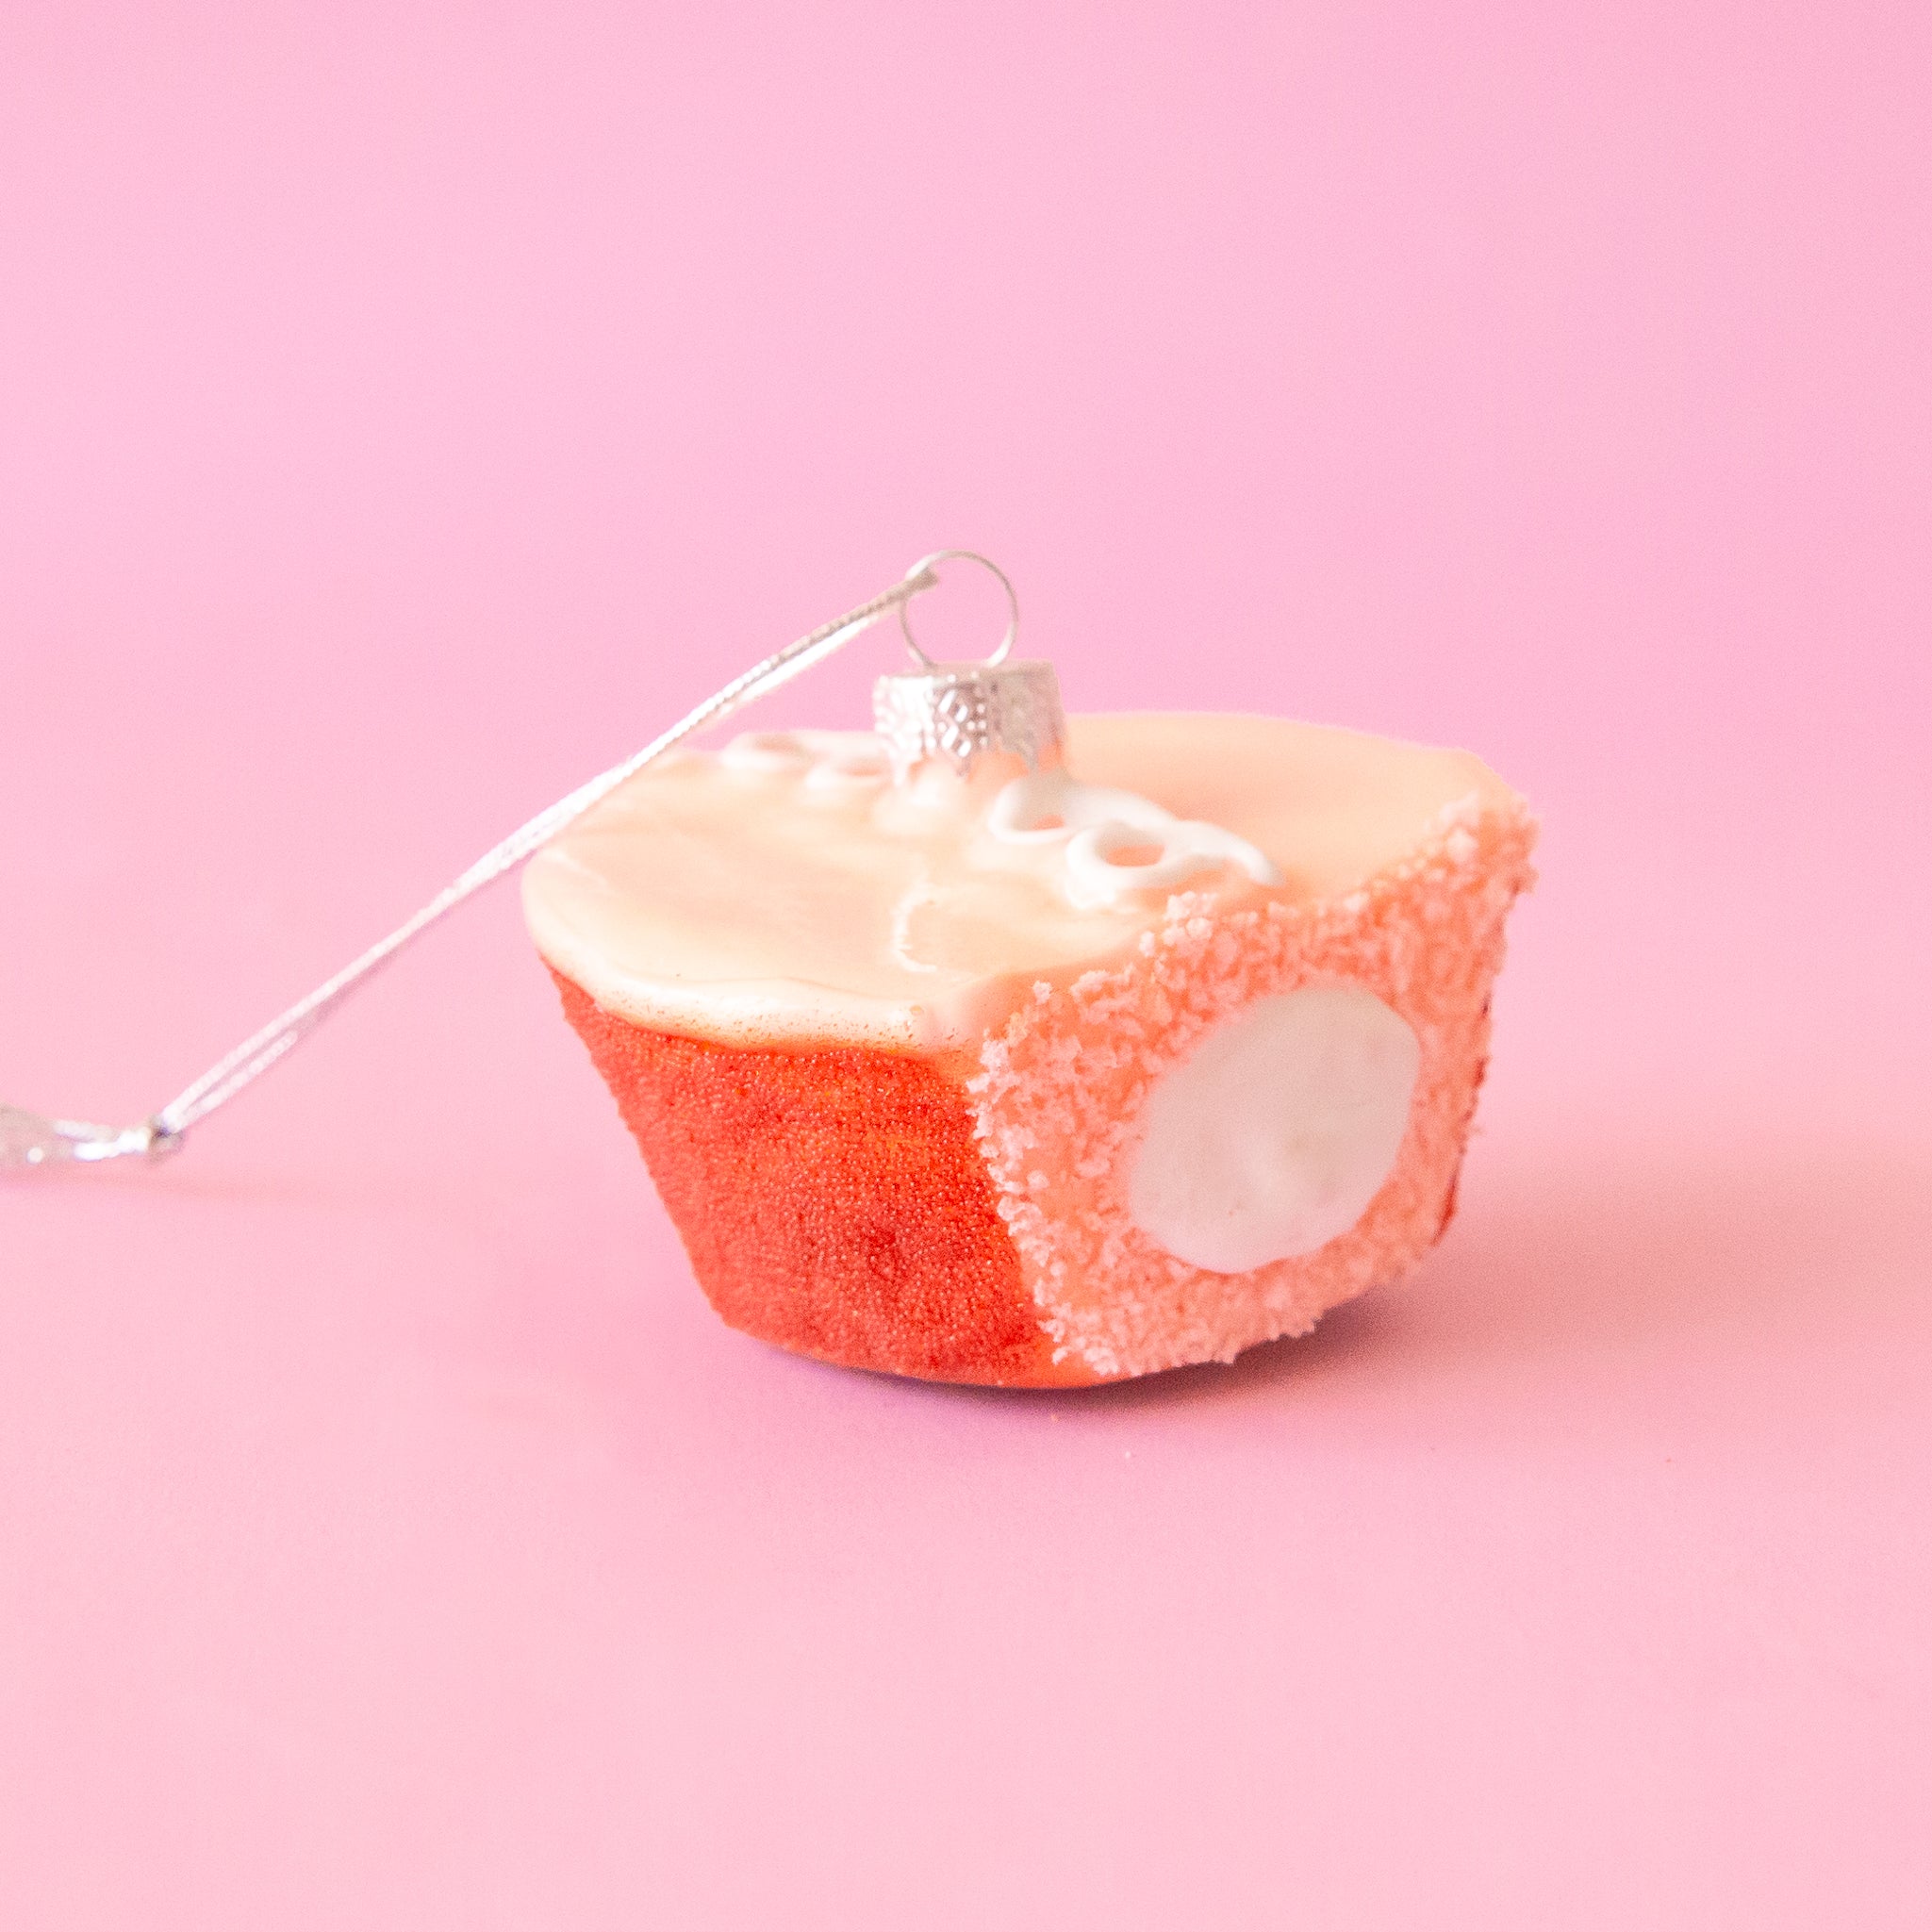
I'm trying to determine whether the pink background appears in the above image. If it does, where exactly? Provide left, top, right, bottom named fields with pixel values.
left=4, top=4, right=1928, bottom=1925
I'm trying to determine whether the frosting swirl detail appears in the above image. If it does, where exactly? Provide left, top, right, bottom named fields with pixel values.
left=988, top=768, right=1281, bottom=910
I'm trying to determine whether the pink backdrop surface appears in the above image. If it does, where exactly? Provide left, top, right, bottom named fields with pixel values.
left=4, top=4, right=1928, bottom=1925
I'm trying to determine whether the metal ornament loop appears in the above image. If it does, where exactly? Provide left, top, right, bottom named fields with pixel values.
left=899, top=551, right=1019, bottom=669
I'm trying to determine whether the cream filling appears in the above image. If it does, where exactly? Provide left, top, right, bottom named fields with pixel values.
left=1125, top=985, right=1421, bottom=1273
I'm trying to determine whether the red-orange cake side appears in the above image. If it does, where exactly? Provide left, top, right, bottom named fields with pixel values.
left=551, top=968, right=1089, bottom=1387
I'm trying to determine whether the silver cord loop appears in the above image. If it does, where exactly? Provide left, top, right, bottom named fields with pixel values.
left=898, top=551, right=1019, bottom=669
left=1, top=560, right=947, bottom=1172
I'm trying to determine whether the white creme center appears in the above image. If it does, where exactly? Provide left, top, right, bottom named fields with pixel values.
left=1126, top=985, right=1421, bottom=1274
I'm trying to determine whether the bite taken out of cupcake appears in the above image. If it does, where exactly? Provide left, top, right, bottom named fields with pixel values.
left=525, top=652, right=1536, bottom=1387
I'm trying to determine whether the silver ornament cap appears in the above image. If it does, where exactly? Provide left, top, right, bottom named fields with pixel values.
left=872, top=550, right=1063, bottom=781
left=873, top=657, right=1065, bottom=782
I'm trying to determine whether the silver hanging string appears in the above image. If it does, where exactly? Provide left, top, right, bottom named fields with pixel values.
left=1, top=559, right=948, bottom=1172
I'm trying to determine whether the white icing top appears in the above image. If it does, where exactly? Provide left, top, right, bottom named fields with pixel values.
left=521, top=713, right=1518, bottom=1050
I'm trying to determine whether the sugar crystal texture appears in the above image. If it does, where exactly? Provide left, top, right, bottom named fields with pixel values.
left=523, top=714, right=1537, bottom=1384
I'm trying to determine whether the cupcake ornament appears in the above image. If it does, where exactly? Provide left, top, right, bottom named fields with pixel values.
left=5, top=553, right=1536, bottom=1385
